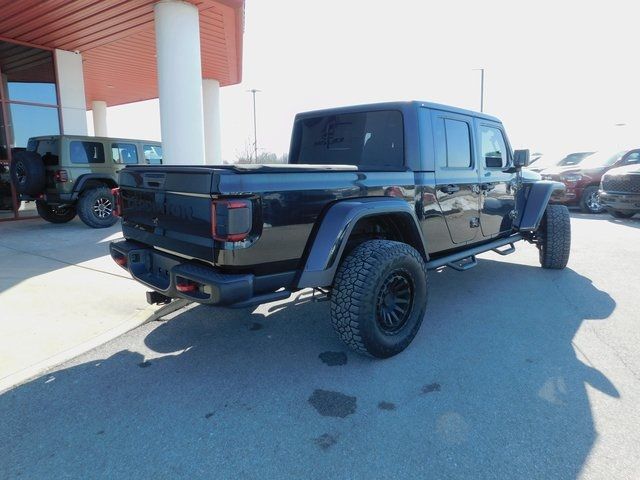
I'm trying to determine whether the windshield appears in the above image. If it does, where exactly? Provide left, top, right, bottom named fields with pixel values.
left=558, top=152, right=594, bottom=166
left=579, top=150, right=626, bottom=169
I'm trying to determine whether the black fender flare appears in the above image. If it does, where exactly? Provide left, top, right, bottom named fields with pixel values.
left=72, top=174, right=118, bottom=199
left=296, top=197, right=428, bottom=288
left=517, top=180, right=565, bottom=231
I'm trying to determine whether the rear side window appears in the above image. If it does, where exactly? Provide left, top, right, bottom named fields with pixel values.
left=112, top=143, right=138, bottom=164
left=143, top=145, right=163, bottom=165
left=70, top=141, right=105, bottom=164
left=434, top=118, right=472, bottom=168
left=291, top=110, right=404, bottom=168
left=479, top=126, right=508, bottom=168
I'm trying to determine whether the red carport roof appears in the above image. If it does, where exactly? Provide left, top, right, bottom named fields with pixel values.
left=0, top=0, right=244, bottom=108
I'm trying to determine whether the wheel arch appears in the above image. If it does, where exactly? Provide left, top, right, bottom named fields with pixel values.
left=516, top=180, right=565, bottom=232
left=74, top=174, right=117, bottom=197
left=296, top=197, right=428, bottom=288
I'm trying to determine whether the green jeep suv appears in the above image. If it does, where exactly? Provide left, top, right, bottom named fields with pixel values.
left=10, top=135, right=162, bottom=228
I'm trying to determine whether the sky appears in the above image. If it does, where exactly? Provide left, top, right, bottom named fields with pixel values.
left=91, top=0, right=640, bottom=164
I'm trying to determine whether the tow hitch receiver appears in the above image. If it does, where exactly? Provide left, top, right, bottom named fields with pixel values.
left=146, top=291, right=172, bottom=305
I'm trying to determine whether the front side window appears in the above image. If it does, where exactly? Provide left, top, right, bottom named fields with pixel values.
left=70, top=141, right=105, bottom=164
left=624, top=152, right=640, bottom=164
left=480, top=126, right=508, bottom=168
left=291, top=110, right=404, bottom=168
left=143, top=145, right=163, bottom=164
left=580, top=150, right=625, bottom=168
left=112, top=143, right=138, bottom=164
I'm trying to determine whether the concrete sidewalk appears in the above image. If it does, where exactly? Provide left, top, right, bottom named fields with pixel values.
left=0, top=217, right=156, bottom=392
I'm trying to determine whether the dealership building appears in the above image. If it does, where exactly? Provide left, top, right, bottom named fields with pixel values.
left=0, top=0, right=244, bottom=221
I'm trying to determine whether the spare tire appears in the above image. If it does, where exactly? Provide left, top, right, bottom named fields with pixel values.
left=10, top=151, right=46, bottom=195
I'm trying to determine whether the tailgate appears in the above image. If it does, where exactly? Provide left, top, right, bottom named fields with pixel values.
left=119, top=167, right=216, bottom=262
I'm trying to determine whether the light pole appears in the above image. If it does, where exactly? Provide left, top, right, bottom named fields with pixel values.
left=247, top=89, right=261, bottom=161
left=473, top=68, right=484, bottom=112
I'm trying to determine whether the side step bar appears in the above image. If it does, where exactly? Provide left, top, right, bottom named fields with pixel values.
left=426, top=234, right=523, bottom=271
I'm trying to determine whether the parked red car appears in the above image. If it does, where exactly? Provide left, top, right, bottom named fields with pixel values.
left=541, top=148, right=640, bottom=213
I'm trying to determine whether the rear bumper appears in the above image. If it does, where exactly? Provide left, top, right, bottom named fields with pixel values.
left=599, top=191, right=640, bottom=212
left=110, top=240, right=294, bottom=307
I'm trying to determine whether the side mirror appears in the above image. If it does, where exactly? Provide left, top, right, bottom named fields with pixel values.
left=513, top=149, right=530, bottom=168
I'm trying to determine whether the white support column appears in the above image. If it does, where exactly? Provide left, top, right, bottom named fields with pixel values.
left=54, top=49, right=88, bottom=135
left=154, top=0, right=205, bottom=165
left=91, top=100, right=108, bottom=137
left=202, top=78, right=222, bottom=164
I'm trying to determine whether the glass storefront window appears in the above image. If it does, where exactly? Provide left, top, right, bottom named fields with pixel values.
left=0, top=159, right=14, bottom=219
left=1, top=44, right=57, bottom=105
left=0, top=105, right=7, bottom=159
left=1, top=40, right=61, bottom=221
left=7, top=83, right=57, bottom=105
left=7, top=103, right=60, bottom=148
left=0, top=105, right=14, bottom=219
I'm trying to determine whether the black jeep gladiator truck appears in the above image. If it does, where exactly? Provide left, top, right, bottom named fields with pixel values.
left=110, top=101, right=570, bottom=358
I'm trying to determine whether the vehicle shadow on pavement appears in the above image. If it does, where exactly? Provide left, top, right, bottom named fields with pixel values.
left=0, top=260, right=617, bottom=479
left=0, top=218, right=123, bottom=294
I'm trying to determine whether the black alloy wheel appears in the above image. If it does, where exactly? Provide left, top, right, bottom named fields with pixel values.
left=376, top=271, right=414, bottom=333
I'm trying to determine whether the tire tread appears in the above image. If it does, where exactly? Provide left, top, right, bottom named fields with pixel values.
left=540, top=204, right=571, bottom=269
left=330, top=240, right=428, bottom=357
left=77, top=186, right=118, bottom=228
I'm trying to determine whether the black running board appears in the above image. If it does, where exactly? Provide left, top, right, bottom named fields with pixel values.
left=426, top=234, right=523, bottom=271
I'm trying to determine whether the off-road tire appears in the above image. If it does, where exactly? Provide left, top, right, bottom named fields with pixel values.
left=330, top=240, right=428, bottom=358
left=607, top=209, right=635, bottom=219
left=10, top=151, right=45, bottom=195
left=36, top=200, right=76, bottom=223
left=77, top=186, right=118, bottom=228
left=538, top=204, right=571, bottom=269
left=580, top=185, right=604, bottom=213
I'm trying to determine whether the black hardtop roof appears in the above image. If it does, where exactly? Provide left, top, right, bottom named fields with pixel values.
left=28, top=134, right=161, bottom=144
left=295, top=100, right=501, bottom=123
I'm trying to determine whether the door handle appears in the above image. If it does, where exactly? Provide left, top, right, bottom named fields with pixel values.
left=440, top=184, right=460, bottom=194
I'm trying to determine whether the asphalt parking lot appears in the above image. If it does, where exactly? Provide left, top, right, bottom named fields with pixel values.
left=1, top=213, right=639, bottom=479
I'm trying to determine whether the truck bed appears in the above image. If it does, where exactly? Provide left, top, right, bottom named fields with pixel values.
left=117, top=164, right=420, bottom=274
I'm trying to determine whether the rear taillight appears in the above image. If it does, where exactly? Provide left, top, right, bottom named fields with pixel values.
left=176, top=277, right=200, bottom=292
left=112, top=188, right=122, bottom=217
left=113, top=251, right=127, bottom=268
left=211, top=199, right=252, bottom=242
left=54, top=170, right=68, bottom=183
